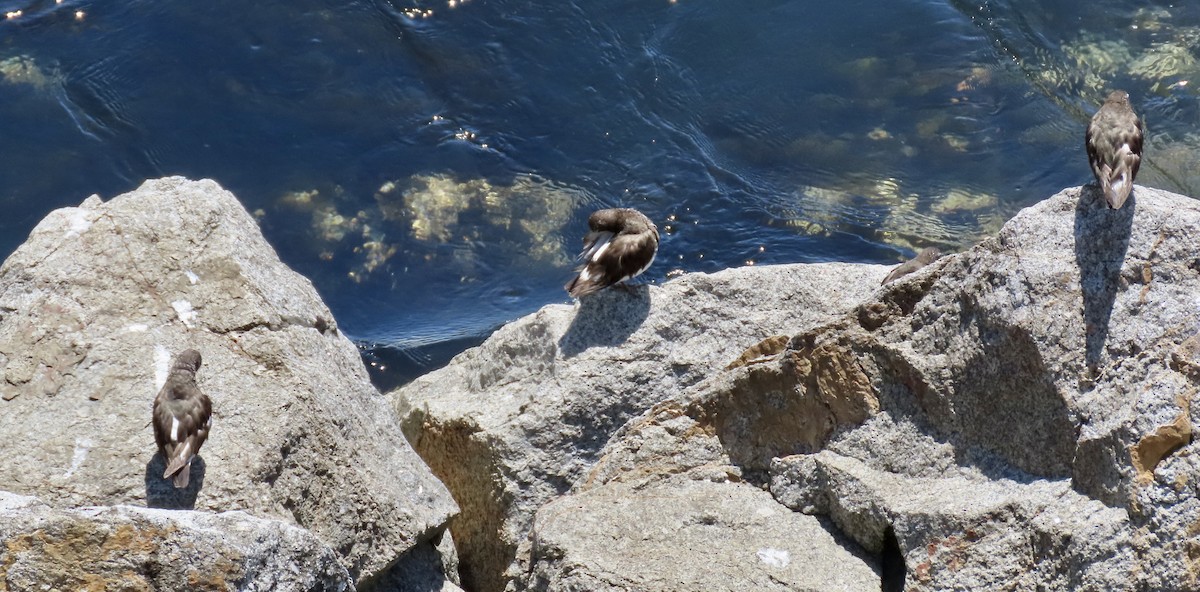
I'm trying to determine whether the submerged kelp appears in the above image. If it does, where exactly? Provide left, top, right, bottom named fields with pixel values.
left=6, top=0, right=1200, bottom=384
left=947, top=0, right=1200, bottom=199
left=277, top=174, right=583, bottom=283
left=0, top=55, right=57, bottom=89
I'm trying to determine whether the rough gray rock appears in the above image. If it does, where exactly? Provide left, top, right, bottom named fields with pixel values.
left=0, top=177, right=457, bottom=585
left=0, top=489, right=352, bottom=591
left=487, top=184, right=1200, bottom=591
left=771, top=452, right=1133, bottom=591
left=628, top=184, right=1199, bottom=590
left=518, top=477, right=880, bottom=592
left=579, top=319, right=887, bottom=490
left=393, top=262, right=889, bottom=592
left=826, top=185, right=1200, bottom=589
left=867, top=184, right=1197, bottom=484
left=371, top=181, right=1200, bottom=591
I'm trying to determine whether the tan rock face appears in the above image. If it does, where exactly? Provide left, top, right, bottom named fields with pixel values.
left=688, top=333, right=880, bottom=472
left=0, top=177, right=457, bottom=585
left=1130, top=394, right=1193, bottom=485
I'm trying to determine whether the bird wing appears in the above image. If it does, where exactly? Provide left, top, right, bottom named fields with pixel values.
left=610, top=230, right=658, bottom=282
left=577, top=230, right=614, bottom=261
left=160, top=391, right=213, bottom=481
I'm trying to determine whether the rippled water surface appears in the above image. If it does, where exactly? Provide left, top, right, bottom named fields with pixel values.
left=2, top=0, right=1199, bottom=387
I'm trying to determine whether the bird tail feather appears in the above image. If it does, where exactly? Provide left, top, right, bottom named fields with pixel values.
left=1107, top=161, right=1133, bottom=209
left=171, top=463, right=190, bottom=488
left=565, top=273, right=602, bottom=299
left=164, top=443, right=190, bottom=472
left=164, top=443, right=193, bottom=488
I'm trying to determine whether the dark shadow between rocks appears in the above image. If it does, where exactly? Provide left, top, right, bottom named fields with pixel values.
left=145, top=452, right=204, bottom=509
left=557, top=285, right=651, bottom=358
left=1074, top=184, right=1134, bottom=373
left=880, top=526, right=906, bottom=592
left=368, top=535, right=457, bottom=592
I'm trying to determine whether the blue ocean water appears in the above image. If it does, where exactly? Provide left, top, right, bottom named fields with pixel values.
left=1, top=0, right=1198, bottom=388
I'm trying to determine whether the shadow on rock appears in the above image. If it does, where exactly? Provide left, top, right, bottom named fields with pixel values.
left=1073, top=185, right=1134, bottom=372
left=950, top=315, right=1075, bottom=479
left=145, top=452, right=205, bottom=509
left=371, top=536, right=458, bottom=592
left=557, top=286, right=651, bottom=357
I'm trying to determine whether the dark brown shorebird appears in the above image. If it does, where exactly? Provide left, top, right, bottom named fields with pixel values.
left=152, top=349, right=212, bottom=489
left=565, top=208, right=659, bottom=298
left=1085, top=90, right=1143, bottom=209
left=882, top=247, right=942, bottom=285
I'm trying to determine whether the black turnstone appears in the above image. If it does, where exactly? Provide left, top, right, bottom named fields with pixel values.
left=152, top=349, right=212, bottom=489
left=1086, top=90, right=1143, bottom=209
left=881, top=247, right=942, bottom=285
left=565, top=208, right=659, bottom=298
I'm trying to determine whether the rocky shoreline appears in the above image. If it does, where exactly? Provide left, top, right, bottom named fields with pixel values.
left=0, top=178, right=456, bottom=591
left=1, top=178, right=1198, bottom=591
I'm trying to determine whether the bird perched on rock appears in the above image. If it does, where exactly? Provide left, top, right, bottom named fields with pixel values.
left=152, top=349, right=211, bottom=489
left=882, top=247, right=942, bottom=285
left=1086, top=90, right=1143, bottom=209
left=565, top=208, right=659, bottom=298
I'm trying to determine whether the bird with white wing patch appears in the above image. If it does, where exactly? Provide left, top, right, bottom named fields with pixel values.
left=151, top=349, right=212, bottom=489
left=565, top=208, right=659, bottom=298
left=1086, top=90, right=1143, bottom=209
